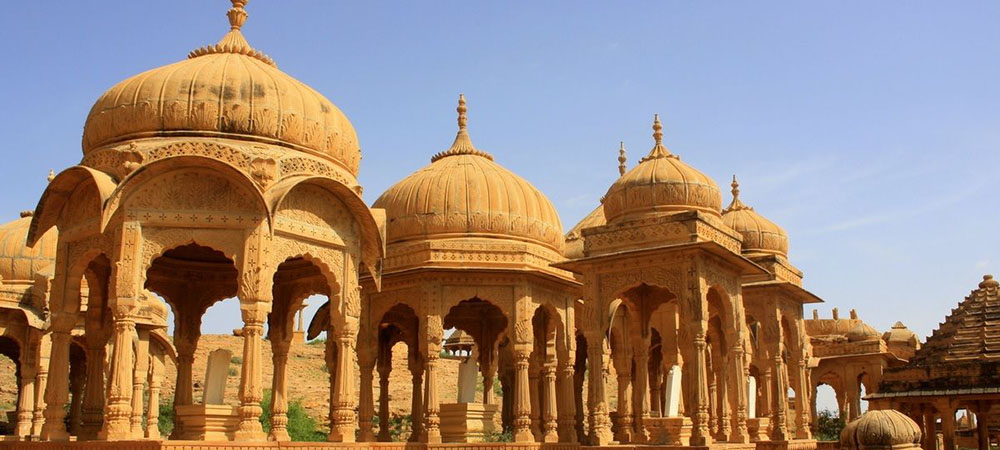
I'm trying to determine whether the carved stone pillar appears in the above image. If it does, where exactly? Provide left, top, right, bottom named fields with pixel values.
left=329, top=326, right=358, bottom=442
left=377, top=360, right=391, bottom=442
left=269, top=341, right=291, bottom=441
left=557, top=362, right=577, bottom=443
left=98, top=314, right=136, bottom=440
left=40, top=329, right=71, bottom=440
left=614, top=359, right=634, bottom=443
left=974, top=402, right=990, bottom=450
left=529, top=363, right=542, bottom=441
left=690, top=328, right=712, bottom=446
left=513, top=348, right=533, bottom=442
left=32, top=335, right=50, bottom=438
left=795, top=358, right=812, bottom=439
left=634, top=338, right=651, bottom=442
left=585, top=331, right=613, bottom=445
left=146, top=349, right=164, bottom=439
left=573, top=356, right=586, bottom=443
left=771, top=354, right=789, bottom=441
left=922, top=407, right=937, bottom=450
left=15, top=360, right=36, bottom=439
left=234, top=306, right=266, bottom=441
left=542, top=364, right=559, bottom=442
left=409, top=356, right=424, bottom=442
left=423, top=346, right=441, bottom=443
left=938, top=400, right=956, bottom=450
left=69, top=356, right=86, bottom=436
left=357, top=352, right=376, bottom=443
left=482, top=347, right=498, bottom=406
left=80, top=341, right=106, bottom=440
left=730, top=344, right=750, bottom=443
left=716, top=358, right=731, bottom=441
left=130, top=329, right=149, bottom=438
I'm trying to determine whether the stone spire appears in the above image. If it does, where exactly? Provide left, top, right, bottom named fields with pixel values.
left=723, top=175, right=752, bottom=213
left=188, top=0, right=275, bottom=67
left=617, top=141, right=627, bottom=176
left=639, top=114, right=677, bottom=163
left=431, top=94, right=494, bottom=162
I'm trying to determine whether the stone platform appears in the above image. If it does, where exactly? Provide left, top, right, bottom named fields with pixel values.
left=0, top=441, right=820, bottom=450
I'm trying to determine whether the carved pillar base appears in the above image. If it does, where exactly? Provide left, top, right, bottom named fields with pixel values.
left=234, top=309, right=265, bottom=442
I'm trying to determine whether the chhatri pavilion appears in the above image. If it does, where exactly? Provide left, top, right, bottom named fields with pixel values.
left=0, top=1, right=979, bottom=450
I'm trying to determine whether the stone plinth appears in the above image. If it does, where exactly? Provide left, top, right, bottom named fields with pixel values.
left=748, top=417, right=771, bottom=442
left=439, top=402, right=499, bottom=443
left=173, top=404, right=240, bottom=441
left=645, top=416, right=693, bottom=445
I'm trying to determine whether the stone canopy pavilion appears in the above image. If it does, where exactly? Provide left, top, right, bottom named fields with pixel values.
left=0, top=1, right=959, bottom=450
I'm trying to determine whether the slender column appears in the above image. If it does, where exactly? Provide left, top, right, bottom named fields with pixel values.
left=80, top=341, right=106, bottom=440
left=557, top=362, right=577, bottom=443
left=423, top=346, right=441, bottom=443
left=269, top=341, right=291, bottom=441
left=573, top=356, right=586, bottom=443
left=716, top=359, right=731, bottom=441
left=32, top=336, right=50, bottom=438
left=513, top=348, right=533, bottom=442
left=41, top=329, right=72, bottom=440
left=690, top=329, right=713, bottom=445
left=377, top=360, right=392, bottom=441
left=69, top=357, right=86, bottom=436
left=709, top=356, right=719, bottom=438
left=482, top=349, right=498, bottom=405
left=795, top=358, right=812, bottom=439
left=234, top=306, right=266, bottom=441
left=542, top=364, right=559, bottom=442
left=614, top=358, right=634, bottom=443
left=634, top=338, right=651, bottom=442
left=729, top=345, right=750, bottom=442
left=130, top=329, right=149, bottom=438
left=146, top=349, right=164, bottom=439
left=529, top=363, right=542, bottom=441
left=923, top=407, right=937, bottom=450
left=328, top=325, right=358, bottom=442
left=650, top=364, right=662, bottom=417
left=357, top=354, right=376, bottom=442
left=771, top=354, right=789, bottom=441
left=585, top=331, right=613, bottom=445
left=98, top=315, right=136, bottom=440
left=409, top=356, right=424, bottom=442
left=940, top=402, right=956, bottom=450
left=15, top=361, right=36, bottom=439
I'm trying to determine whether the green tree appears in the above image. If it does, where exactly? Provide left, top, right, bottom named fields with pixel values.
left=815, top=409, right=846, bottom=441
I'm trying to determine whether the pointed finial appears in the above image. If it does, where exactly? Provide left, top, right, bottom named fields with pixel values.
left=227, top=0, right=248, bottom=31
left=431, top=94, right=493, bottom=162
left=723, top=174, right=751, bottom=213
left=457, top=94, right=468, bottom=131
left=47, top=169, right=55, bottom=183
left=653, top=114, right=663, bottom=146
left=617, top=142, right=627, bottom=176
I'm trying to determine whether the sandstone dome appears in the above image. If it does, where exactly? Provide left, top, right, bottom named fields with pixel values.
left=847, top=322, right=882, bottom=342
left=373, top=96, right=564, bottom=253
left=841, top=409, right=922, bottom=450
left=81, top=0, right=361, bottom=176
left=0, top=212, right=57, bottom=284
left=602, top=115, right=722, bottom=223
left=722, top=176, right=789, bottom=256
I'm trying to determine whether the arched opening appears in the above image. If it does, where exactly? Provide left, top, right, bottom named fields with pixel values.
left=530, top=305, right=560, bottom=442
left=145, top=243, right=239, bottom=440
left=374, top=303, right=419, bottom=442
left=573, top=331, right=588, bottom=443
left=441, top=298, right=508, bottom=442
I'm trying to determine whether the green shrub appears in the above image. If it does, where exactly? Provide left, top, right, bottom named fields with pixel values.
left=372, top=413, right=413, bottom=441
left=484, top=429, right=513, bottom=442
left=815, top=409, right=846, bottom=441
left=258, top=389, right=327, bottom=442
left=158, top=399, right=174, bottom=437
left=307, top=338, right=326, bottom=346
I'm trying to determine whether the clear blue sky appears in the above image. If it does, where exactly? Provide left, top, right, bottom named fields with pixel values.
left=1, top=2, right=998, bottom=347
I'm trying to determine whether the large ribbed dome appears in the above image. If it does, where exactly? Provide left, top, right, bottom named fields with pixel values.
left=373, top=96, right=564, bottom=252
left=722, top=176, right=789, bottom=256
left=602, top=116, right=722, bottom=223
left=0, top=212, right=57, bottom=283
left=81, top=1, right=361, bottom=176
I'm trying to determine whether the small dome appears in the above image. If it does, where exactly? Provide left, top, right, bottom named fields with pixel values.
left=0, top=212, right=57, bottom=283
left=841, top=409, right=921, bottom=450
left=373, top=96, right=563, bottom=252
left=722, top=176, right=789, bottom=256
left=81, top=1, right=361, bottom=176
left=847, top=322, right=882, bottom=342
left=883, top=321, right=918, bottom=344
left=602, top=115, right=722, bottom=223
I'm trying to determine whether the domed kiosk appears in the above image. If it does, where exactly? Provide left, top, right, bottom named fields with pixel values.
left=309, top=96, right=579, bottom=443
left=30, top=0, right=384, bottom=442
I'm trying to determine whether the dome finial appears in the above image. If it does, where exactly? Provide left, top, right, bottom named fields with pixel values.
left=227, top=0, right=248, bottom=31
left=457, top=93, right=468, bottom=131
left=188, top=0, right=275, bottom=66
left=47, top=169, right=55, bottom=183
left=431, top=94, right=494, bottom=162
left=639, top=114, right=675, bottom=163
left=618, top=141, right=627, bottom=176
left=723, top=174, right=751, bottom=213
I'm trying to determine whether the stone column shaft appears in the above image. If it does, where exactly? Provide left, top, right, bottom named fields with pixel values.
left=409, top=365, right=424, bottom=442
left=357, top=358, right=375, bottom=442
left=15, top=365, right=35, bottom=439
left=585, top=333, right=612, bottom=445
left=41, top=330, right=71, bottom=440
left=129, top=330, right=149, bottom=438
left=377, top=363, right=391, bottom=442
left=513, top=349, right=533, bottom=442
left=557, top=363, right=577, bottom=443
left=772, top=355, right=789, bottom=441
left=542, top=364, right=559, bottom=442
left=146, top=351, right=163, bottom=440
left=234, top=309, right=266, bottom=441
left=690, top=331, right=712, bottom=446
left=269, top=344, right=291, bottom=441
left=635, top=341, right=651, bottom=442
left=423, top=352, right=441, bottom=443
left=80, top=342, right=106, bottom=440
left=98, top=317, right=136, bottom=441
